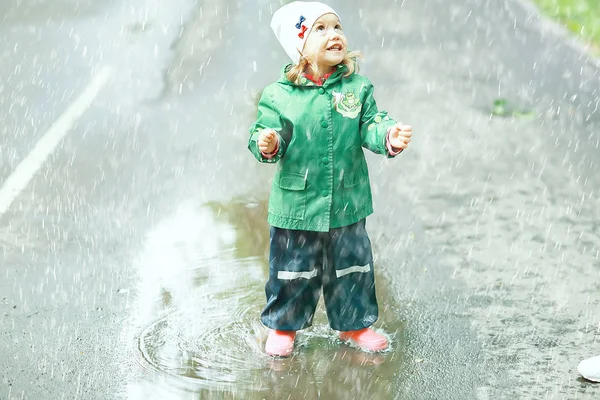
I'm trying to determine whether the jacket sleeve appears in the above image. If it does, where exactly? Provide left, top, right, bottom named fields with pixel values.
left=248, top=87, right=288, bottom=163
left=359, top=81, right=398, bottom=158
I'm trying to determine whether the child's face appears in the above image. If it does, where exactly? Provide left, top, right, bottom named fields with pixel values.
left=302, top=13, right=347, bottom=73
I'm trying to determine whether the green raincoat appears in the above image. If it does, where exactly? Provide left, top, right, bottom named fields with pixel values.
left=248, top=64, right=400, bottom=232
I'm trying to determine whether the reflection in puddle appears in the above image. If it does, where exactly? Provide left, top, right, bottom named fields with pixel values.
left=134, top=258, right=266, bottom=390
left=123, top=198, right=407, bottom=399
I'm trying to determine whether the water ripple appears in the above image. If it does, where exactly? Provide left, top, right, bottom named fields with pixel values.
left=132, top=257, right=267, bottom=391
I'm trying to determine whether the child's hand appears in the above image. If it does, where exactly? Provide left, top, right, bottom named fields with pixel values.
left=388, top=123, right=412, bottom=150
left=258, top=129, right=279, bottom=154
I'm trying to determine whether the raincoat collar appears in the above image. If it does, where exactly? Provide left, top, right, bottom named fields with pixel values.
left=278, top=63, right=348, bottom=87
left=304, top=70, right=334, bottom=86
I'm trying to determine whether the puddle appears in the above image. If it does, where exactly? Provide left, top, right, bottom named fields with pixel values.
left=123, top=198, right=410, bottom=399
left=133, top=257, right=266, bottom=391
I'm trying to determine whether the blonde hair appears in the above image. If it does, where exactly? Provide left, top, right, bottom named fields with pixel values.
left=286, top=50, right=363, bottom=84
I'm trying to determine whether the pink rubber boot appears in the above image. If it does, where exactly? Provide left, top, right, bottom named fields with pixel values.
left=265, top=330, right=296, bottom=357
left=339, top=328, right=389, bottom=352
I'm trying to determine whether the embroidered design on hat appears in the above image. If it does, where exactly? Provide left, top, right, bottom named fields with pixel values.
left=295, top=15, right=306, bottom=29
left=298, top=25, right=308, bottom=39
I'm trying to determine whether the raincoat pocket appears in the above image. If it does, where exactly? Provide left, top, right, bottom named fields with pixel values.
left=341, top=167, right=369, bottom=214
left=342, top=169, right=363, bottom=187
left=269, top=172, right=307, bottom=220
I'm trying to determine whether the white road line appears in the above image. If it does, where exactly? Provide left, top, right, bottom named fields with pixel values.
left=0, top=66, right=113, bottom=220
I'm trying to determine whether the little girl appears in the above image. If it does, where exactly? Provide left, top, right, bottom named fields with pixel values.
left=248, top=1, right=412, bottom=357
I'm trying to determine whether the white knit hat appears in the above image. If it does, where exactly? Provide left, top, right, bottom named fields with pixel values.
left=270, top=1, right=340, bottom=65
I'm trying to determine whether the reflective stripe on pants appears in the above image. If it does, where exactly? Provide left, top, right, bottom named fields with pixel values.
left=261, top=219, right=379, bottom=331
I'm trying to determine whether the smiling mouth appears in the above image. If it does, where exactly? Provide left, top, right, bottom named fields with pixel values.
left=326, top=44, right=343, bottom=51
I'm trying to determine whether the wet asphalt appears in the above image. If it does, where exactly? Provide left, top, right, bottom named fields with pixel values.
left=0, top=0, right=599, bottom=399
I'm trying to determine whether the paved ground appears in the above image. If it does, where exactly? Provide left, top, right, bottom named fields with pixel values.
left=0, top=0, right=599, bottom=399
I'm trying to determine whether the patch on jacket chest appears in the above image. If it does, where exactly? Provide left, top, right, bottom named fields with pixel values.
left=332, top=90, right=362, bottom=119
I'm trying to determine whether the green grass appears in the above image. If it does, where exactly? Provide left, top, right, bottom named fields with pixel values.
left=533, top=0, right=600, bottom=50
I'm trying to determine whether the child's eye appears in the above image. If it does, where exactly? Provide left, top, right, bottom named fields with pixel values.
left=335, top=25, right=342, bottom=30
left=315, top=25, right=325, bottom=31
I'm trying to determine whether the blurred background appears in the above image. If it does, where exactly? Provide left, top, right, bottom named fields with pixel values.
left=0, top=0, right=599, bottom=399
